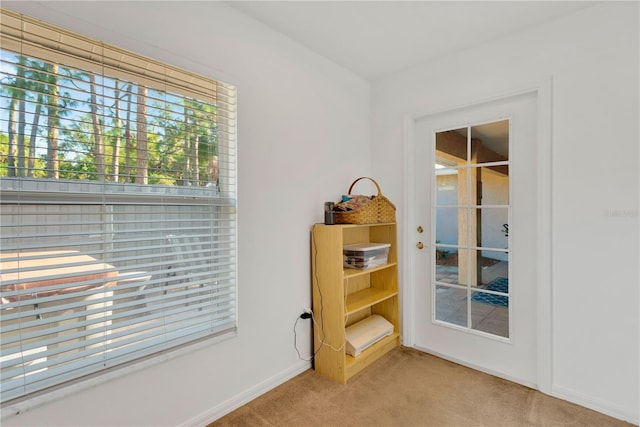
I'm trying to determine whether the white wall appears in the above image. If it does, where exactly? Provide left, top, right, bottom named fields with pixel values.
left=2, top=1, right=638, bottom=425
left=2, top=1, right=370, bottom=425
left=372, top=2, right=639, bottom=423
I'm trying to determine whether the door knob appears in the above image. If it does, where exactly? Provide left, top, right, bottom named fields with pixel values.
left=416, top=242, right=424, bottom=250
left=417, top=226, right=424, bottom=233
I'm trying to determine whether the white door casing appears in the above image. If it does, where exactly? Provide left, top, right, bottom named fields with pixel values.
left=402, top=81, right=552, bottom=392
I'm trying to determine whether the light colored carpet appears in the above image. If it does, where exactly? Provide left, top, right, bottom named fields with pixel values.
left=211, top=346, right=633, bottom=427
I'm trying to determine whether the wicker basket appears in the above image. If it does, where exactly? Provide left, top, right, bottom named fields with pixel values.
left=335, top=177, right=396, bottom=224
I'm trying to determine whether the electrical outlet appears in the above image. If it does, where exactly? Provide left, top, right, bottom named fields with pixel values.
left=303, top=307, right=312, bottom=315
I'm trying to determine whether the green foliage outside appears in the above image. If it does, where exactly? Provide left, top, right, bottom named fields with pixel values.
left=0, top=51, right=219, bottom=187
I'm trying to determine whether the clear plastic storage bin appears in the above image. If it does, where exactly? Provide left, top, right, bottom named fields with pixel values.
left=343, top=243, right=391, bottom=269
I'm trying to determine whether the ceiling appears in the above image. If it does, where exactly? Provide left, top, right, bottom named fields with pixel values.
left=226, top=1, right=596, bottom=81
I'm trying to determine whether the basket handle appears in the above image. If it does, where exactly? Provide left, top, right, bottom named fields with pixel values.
left=347, top=177, right=382, bottom=196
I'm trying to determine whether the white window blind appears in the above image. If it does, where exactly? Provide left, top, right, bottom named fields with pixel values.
left=0, top=8, right=237, bottom=402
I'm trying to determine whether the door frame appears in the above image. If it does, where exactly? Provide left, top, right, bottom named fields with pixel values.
left=401, top=77, right=553, bottom=394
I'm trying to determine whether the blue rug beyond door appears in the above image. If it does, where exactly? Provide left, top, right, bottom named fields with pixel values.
left=471, top=277, right=509, bottom=307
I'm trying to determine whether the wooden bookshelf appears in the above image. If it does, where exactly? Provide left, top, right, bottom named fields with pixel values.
left=311, top=222, right=400, bottom=384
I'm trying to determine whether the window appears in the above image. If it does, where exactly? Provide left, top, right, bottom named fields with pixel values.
left=0, top=8, right=237, bottom=402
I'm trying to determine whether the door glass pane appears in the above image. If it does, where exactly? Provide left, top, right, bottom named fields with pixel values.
left=477, top=166, right=509, bottom=205
left=435, top=285, right=467, bottom=327
left=435, top=248, right=467, bottom=286
left=478, top=249, right=509, bottom=286
left=470, top=120, right=509, bottom=164
left=434, top=168, right=459, bottom=206
left=471, top=298, right=509, bottom=338
left=475, top=208, right=509, bottom=250
left=436, top=127, right=467, bottom=164
left=435, top=207, right=459, bottom=245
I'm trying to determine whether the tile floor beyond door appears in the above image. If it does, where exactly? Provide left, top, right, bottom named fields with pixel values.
left=435, top=261, right=509, bottom=337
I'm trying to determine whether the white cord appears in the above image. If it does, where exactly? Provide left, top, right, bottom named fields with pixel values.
left=294, top=309, right=345, bottom=361
left=312, top=310, right=346, bottom=353
left=294, top=225, right=347, bottom=361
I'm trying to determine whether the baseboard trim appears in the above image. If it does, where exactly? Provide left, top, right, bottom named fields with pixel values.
left=180, top=360, right=312, bottom=427
left=551, top=384, right=639, bottom=425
